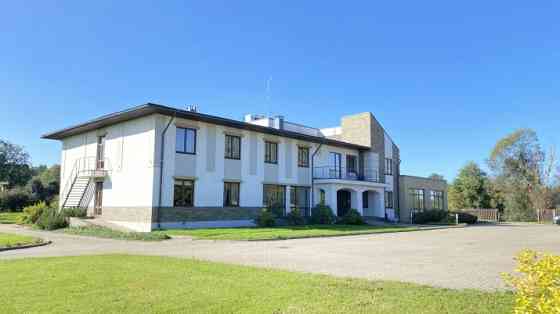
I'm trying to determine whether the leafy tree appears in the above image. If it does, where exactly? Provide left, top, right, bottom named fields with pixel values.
left=488, top=129, right=559, bottom=221
left=448, top=162, right=491, bottom=210
left=0, top=139, right=33, bottom=187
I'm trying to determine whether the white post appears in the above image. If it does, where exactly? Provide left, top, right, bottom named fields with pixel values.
left=356, top=190, right=363, bottom=215
left=455, top=213, right=459, bottom=225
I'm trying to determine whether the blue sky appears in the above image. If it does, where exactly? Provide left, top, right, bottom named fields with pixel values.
left=1, top=1, right=559, bottom=181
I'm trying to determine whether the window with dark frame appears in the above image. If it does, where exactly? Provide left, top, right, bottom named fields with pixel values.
left=298, top=146, right=309, bottom=167
left=263, top=184, right=285, bottom=214
left=431, top=190, right=444, bottom=210
left=223, top=182, right=240, bottom=207
left=362, top=191, right=369, bottom=209
left=290, top=186, right=310, bottom=216
left=174, top=179, right=194, bottom=207
left=385, top=191, right=394, bottom=208
left=265, top=141, right=278, bottom=164
left=224, top=135, right=241, bottom=160
left=319, top=189, right=326, bottom=205
left=385, top=158, right=393, bottom=175
left=347, top=155, right=357, bottom=174
left=409, top=188, right=424, bottom=210
left=176, top=127, right=197, bottom=154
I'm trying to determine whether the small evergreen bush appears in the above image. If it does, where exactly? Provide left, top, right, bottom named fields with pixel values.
left=19, top=201, right=49, bottom=224
left=286, top=208, right=305, bottom=225
left=255, top=208, right=275, bottom=227
left=62, top=207, right=87, bottom=218
left=337, top=208, right=365, bottom=225
left=453, top=212, right=478, bottom=224
left=412, top=209, right=449, bottom=224
left=310, top=205, right=336, bottom=225
left=35, top=206, right=68, bottom=230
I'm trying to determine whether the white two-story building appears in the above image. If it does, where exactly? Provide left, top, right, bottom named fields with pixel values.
left=43, top=103, right=445, bottom=232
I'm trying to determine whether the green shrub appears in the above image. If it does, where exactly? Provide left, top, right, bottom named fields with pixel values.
left=254, top=208, right=275, bottom=227
left=0, top=188, right=32, bottom=212
left=337, top=208, right=365, bottom=225
left=19, top=201, right=49, bottom=224
left=453, top=212, right=478, bottom=224
left=286, top=208, right=305, bottom=226
left=62, top=207, right=87, bottom=218
left=310, top=205, right=336, bottom=225
left=412, top=209, right=449, bottom=224
left=35, top=206, right=68, bottom=230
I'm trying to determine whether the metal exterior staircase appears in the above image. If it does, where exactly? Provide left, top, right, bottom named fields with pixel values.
left=61, top=157, right=110, bottom=210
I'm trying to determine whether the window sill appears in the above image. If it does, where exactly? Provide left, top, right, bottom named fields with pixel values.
left=176, top=151, right=196, bottom=155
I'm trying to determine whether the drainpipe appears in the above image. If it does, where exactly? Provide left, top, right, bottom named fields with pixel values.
left=156, top=115, right=176, bottom=229
left=310, top=142, right=323, bottom=210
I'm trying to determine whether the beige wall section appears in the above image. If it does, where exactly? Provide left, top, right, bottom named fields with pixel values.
left=398, top=175, right=448, bottom=223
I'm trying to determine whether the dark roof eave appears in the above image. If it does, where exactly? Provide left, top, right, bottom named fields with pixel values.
left=42, top=103, right=370, bottom=151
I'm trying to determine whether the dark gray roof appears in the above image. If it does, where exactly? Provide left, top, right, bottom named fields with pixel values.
left=42, top=103, right=370, bottom=150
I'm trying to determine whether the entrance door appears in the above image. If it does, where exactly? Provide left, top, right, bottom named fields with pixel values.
left=337, top=190, right=351, bottom=216
left=94, top=181, right=103, bottom=216
left=96, top=135, right=106, bottom=169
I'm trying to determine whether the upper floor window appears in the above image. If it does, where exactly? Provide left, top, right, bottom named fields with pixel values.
left=176, top=127, right=196, bottom=154
left=385, top=158, right=393, bottom=175
left=409, top=188, right=424, bottom=210
left=265, top=141, right=278, bottom=164
left=298, top=146, right=309, bottom=168
left=385, top=191, right=394, bottom=208
left=431, top=190, right=444, bottom=210
left=225, top=135, right=241, bottom=160
left=347, top=155, right=357, bottom=174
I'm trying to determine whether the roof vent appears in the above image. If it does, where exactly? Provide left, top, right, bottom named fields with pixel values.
left=186, top=104, right=199, bottom=112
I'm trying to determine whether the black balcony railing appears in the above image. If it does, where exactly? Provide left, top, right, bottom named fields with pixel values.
left=313, top=166, right=380, bottom=183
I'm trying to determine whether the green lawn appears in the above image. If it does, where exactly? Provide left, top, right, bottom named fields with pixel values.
left=63, top=226, right=170, bottom=241
left=160, top=224, right=422, bottom=240
left=0, top=212, right=24, bottom=224
left=0, top=232, right=42, bottom=249
left=0, top=255, right=513, bottom=314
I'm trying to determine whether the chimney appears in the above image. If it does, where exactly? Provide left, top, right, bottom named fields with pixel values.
left=273, top=115, right=284, bottom=130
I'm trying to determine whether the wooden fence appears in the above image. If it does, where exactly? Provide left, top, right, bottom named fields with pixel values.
left=459, top=209, right=500, bottom=222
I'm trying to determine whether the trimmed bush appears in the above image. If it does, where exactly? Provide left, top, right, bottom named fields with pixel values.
left=0, top=189, right=32, bottom=212
left=35, top=206, right=68, bottom=230
left=453, top=212, right=478, bottom=224
left=254, top=208, right=275, bottom=227
left=286, top=208, right=305, bottom=226
left=19, top=201, right=49, bottom=224
left=412, top=209, right=449, bottom=224
left=337, top=209, right=366, bottom=225
left=310, top=205, right=336, bottom=225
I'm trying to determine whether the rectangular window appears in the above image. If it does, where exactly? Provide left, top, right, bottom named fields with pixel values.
left=298, top=146, right=309, bottom=168
left=176, top=127, right=196, bottom=154
left=265, top=141, right=278, bottom=164
left=362, top=191, right=369, bottom=209
left=224, top=135, right=241, bottom=159
left=174, top=179, right=194, bottom=207
left=409, top=189, right=424, bottom=210
left=329, top=152, right=342, bottom=178
left=223, top=182, right=240, bottom=207
left=385, top=158, right=393, bottom=175
left=431, top=190, right=444, bottom=210
left=290, top=186, right=310, bottom=216
left=347, top=155, right=357, bottom=174
left=385, top=191, right=394, bottom=208
left=263, top=184, right=285, bottom=215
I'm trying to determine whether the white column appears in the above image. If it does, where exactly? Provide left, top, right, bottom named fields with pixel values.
left=356, top=190, right=363, bottom=215
left=328, top=185, right=338, bottom=216
left=285, top=185, right=291, bottom=214
left=378, top=189, right=385, bottom=218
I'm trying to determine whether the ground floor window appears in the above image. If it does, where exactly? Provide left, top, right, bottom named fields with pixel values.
left=290, top=186, right=310, bottom=216
left=385, top=191, right=393, bottom=208
left=263, top=184, right=286, bottom=215
left=174, top=179, right=194, bottom=207
left=319, top=189, right=326, bottom=205
left=431, top=190, right=444, bottom=210
left=223, top=182, right=240, bottom=207
left=362, top=191, right=369, bottom=208
left=409, top=189, right=424, bottom=210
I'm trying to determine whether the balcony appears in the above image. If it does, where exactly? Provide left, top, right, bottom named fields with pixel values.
left=313, top=166, right=381, bottom=183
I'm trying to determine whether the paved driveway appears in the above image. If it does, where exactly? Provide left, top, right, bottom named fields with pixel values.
left=1, top=223, right=558, bottom=290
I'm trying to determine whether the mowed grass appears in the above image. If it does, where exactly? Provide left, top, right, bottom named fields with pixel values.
left=0, top=255, right=513, bottom=314
left=0, top=212, right=24, bottom=224
left=63, top=226, right=170, bottom=241
left=0, top=232, right=42, bottom=248
left=160, top=224, right=422, bottom=241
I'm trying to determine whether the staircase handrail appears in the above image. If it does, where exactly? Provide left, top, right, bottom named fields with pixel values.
left=61, top=157, right=111, bottom=208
